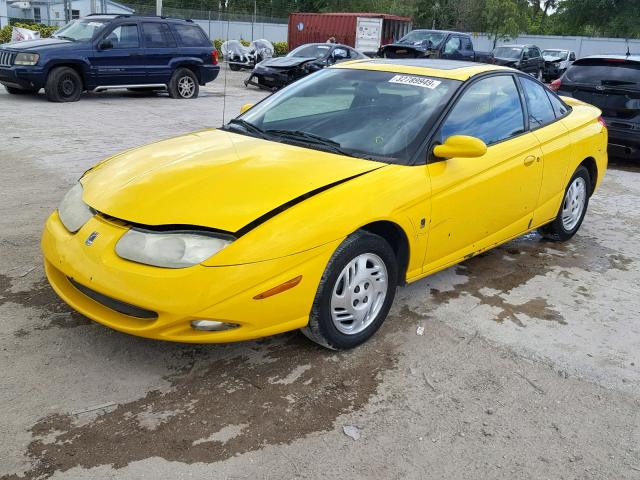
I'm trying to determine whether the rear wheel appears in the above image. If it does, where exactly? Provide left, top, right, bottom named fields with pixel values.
left=5, top=85, right=38, bottom=94
left=538, top=165, right=591, bottom=241
left=229, top=63, right=241, bottom=71
left=168, top=68, right=199, bottom=99
left=302, top=231, right=397, bottom=350
left=45, top=66, right=83, bottom=102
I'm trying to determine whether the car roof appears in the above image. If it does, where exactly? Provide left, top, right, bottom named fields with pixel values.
left=409, top=29, right=466, bottom=36
left=333, top=59, right=512, bottom=81
left=576, top=54, right=640, bottom=62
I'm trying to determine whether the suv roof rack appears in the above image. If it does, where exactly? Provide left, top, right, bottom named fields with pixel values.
left=84, top=13, right=193, bottom=22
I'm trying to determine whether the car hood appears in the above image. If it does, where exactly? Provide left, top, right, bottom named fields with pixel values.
left=2, top=38, right=78, bottom=51
left=81, top=129, right=382, bottom=233
left=260, top=56, right=318, bottom=68
left=493, top=57, right=518, bottom=66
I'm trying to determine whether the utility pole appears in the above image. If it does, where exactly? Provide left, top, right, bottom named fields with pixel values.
left=156, top=0, right=162, bottom=16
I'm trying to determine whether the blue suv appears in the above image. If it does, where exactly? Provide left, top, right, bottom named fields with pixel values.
left=0, top=14, right=220, bottom=102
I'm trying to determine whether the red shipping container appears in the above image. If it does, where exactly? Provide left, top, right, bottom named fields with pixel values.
left=288, top=12, right=412, bottom=54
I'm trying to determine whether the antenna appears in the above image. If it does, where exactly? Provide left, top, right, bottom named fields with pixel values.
left=626, top=38, right=631, bottom=57
left=221, top=4, right=231, bottom=126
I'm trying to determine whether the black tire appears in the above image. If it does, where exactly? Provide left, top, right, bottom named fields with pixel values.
left=301, top=231, right=398, bottom=350
left=45, top=66, right=83, bottom=102
left=168, top=68, right=199, bottom=99
left=5, top=85, right=38, bottom=94
left=229, top=63, right=241, bottom=71
left=538, top=165, right=591, bottom=242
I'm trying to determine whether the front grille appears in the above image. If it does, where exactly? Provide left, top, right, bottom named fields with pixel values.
left=68, top=277, right=158, bottom=319
left=0, top=50, right=15, bottom=67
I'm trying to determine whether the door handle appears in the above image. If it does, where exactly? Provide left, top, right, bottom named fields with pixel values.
left=524, top=155, right=537, bottom=166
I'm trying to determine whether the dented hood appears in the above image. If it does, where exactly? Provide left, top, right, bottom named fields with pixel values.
left=82, top=129, right=381, bottom=233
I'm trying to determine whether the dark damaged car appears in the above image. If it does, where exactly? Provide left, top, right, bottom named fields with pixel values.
left=378, top=29, right=493, bottom=63
left=244, top=43, right=367, bottom=91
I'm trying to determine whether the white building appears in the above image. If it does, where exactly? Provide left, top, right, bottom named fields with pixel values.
left=0, top=0, right=134, bottom=28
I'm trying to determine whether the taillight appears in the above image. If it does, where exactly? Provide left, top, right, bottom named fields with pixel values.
left=212, top=50, right=219, bottom=65
left=550, top=78, right=561, bottom=91
left=598, top=116, right=607, bottom=128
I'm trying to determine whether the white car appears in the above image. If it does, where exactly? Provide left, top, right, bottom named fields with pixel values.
left=542, top=49, right=576, bottom=80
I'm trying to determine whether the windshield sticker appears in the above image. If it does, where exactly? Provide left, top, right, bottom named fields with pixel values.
left=389, top=75, right=441, bottom=89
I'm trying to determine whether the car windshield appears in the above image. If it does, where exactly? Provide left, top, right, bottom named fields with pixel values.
left=397, top=31, right=446, bottom=47
left=288, top=44, right=332, bottom=59
left=234, top=68, right=459, bottom=164
left=53, top=18, right=110, bottom=41
left=542, top=50, right=568, bottom=60
left=565, top=59, right=640, bottom=89
left=493, top=47, right=522, bottom=59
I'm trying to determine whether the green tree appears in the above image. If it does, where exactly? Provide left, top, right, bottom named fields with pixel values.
left=482, top=0, right=527, bottom=48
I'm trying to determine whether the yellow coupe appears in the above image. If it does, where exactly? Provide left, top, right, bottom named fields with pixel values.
left=42, top=59, right=607, bottom=349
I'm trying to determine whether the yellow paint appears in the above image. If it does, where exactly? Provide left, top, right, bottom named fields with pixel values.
left=42, top=62, right=607, bottom=343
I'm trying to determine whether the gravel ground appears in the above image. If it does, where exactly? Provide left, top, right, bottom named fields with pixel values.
left=1, top=67, right=639, bottom=479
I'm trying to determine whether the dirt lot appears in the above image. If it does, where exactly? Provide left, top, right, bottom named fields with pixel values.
left=1, top=68, right=639, bottom=479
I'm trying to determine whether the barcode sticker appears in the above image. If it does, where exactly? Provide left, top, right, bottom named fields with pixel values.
left=389, top=75, right=441, bottom=89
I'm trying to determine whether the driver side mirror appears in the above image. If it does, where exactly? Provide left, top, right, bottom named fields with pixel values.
left=240, top=103, right=254, bottom=114
left=433, top=135, right=487, bottom=159
left=99, top=39, right=113, bottom=50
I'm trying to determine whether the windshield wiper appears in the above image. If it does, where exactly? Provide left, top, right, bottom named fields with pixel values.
left=225, top=118, right=266, bottom=138
left=54, top=35, right=75, bottom=41
left=266, top=129, right=371, bottom=158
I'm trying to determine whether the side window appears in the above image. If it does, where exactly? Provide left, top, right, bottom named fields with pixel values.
left=443, top=36, right=461, bottom=54
left=533, top=47, right=541, bottom=57
left=173, top=24, right=210, bottom=47
left=546, top=90, right=569, bottom=118
left=461, top=37, right=473, bottom=50
left=105, top=24, right=140, bottom=49
left=520, top=76, right=556, bottom=127
left=440, top=75, right=525, bottom=145
left=142, top=23, right=177, bottom=48
left=332, top=47, right=349, bottom=60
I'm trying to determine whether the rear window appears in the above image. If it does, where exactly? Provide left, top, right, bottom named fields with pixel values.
left=566, top=59, right=640, bottom=88
left=173, top=24, right=210, bottom=47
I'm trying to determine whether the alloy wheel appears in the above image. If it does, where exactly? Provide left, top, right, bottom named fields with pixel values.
left=330, top=253, right=388, bottom=335
left=562, top=176, right=587, bottom=231
left=178, top=76, right=195, bottom=98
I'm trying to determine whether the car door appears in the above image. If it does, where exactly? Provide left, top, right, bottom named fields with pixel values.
left=520, top=47, right=533, bottom=73
left=518, top=76, right=574, bottom=225
left=90, top=22, right=145, bottom=86
left=423, top=74, right=544, bottom=273
left=142, top=22, right=177, bottom=84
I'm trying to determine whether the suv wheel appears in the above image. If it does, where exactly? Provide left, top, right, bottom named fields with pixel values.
left=45, top=66, right=83, bottom=102
left=5, top=86, right=39, bottom=95
left=168, top=68, right=199, bottom=99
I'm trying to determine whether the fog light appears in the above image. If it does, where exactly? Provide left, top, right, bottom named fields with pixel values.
left=190, top=320, right=239, bottom=331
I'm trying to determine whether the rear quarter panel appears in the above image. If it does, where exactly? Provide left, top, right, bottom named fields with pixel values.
left=560, top=98, right=608, bottom=192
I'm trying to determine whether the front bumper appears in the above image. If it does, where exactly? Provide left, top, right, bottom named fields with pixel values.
left=0, top=65, right=46, bottom=90
left=245, top=67, right=291, bottom=91
left=42, top=211, right=339, bottom=343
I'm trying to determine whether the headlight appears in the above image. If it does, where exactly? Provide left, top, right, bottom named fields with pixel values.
left=115, top=229, right=232, bottom=268
left=58, top=183, right=94, bottom=233
left=14, top=52, right=39, bottom=66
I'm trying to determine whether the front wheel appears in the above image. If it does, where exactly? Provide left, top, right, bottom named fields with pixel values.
left=538, top=165, right=591, bottom=241
left=301, top=231, right=398, bottom=350
left=168, top=68, right=199, bottom=99
left=45, top=66, right=83, bottom=102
